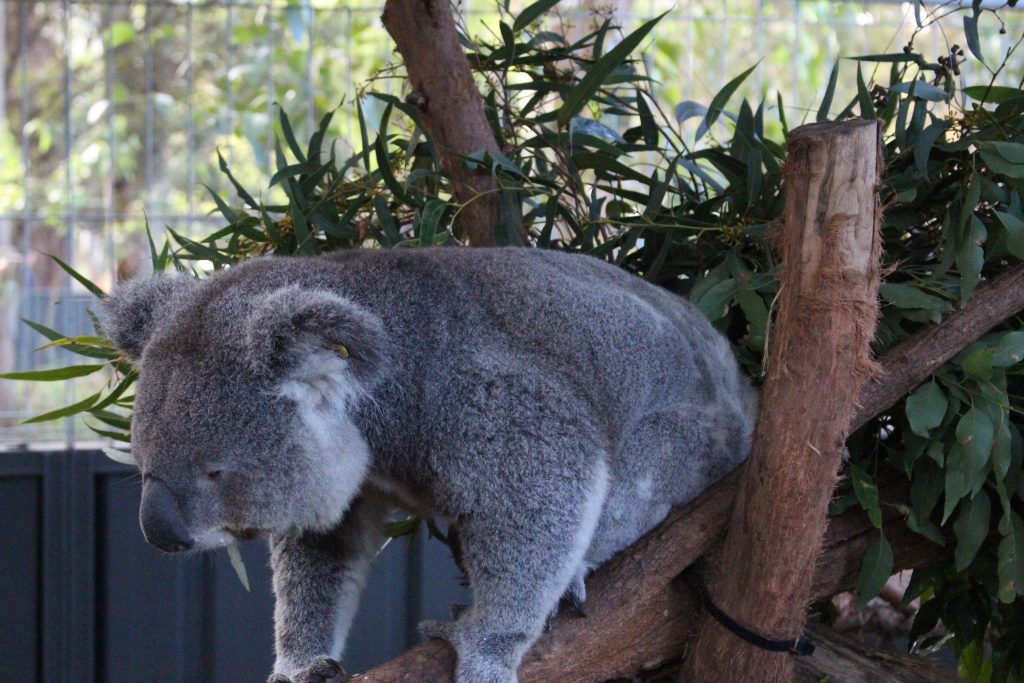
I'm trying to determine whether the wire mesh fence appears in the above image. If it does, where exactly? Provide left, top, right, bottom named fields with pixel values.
left=0, top=0, right=1021, bottom=445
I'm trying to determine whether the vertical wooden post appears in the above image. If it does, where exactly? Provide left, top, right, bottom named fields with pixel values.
left=381, top=0, right=502, bottom=247
left=680, top=119, right=883, bottom=683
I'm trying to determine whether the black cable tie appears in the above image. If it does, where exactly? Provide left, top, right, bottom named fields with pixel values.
left=681, top=564, right=816, bottom=657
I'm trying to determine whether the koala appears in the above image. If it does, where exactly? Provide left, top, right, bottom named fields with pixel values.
left=100, top=247, right=756, bottom=683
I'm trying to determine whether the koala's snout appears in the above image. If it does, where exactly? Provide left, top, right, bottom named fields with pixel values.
left=140, top=478, right=194, bottom=553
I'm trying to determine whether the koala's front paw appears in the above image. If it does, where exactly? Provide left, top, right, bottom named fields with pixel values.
left=419, top=618, right=458, bottom=643
left=267, top=656, right=346, bottom=683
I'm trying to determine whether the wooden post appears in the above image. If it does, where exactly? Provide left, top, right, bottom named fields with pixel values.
left=680, top=119, right=884, bottom=683
left=381, top=0, right=502, bottom=246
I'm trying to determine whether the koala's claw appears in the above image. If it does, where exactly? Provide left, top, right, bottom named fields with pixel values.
left=305, top=656, right=346, bottom=682
left=269, top=656, right=347, bottom=683
left=569, top=591, right=587, bottom=618
left=546, top=573, right=589, bottom=627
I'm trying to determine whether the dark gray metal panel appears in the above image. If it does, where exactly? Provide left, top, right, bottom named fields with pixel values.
left=206, top=542, right=275, bottom=682
left=0, top=476, right=42, bottom=682
left=411, top=530, right=471, bottom=645
left=70, top=453, right=97, bottom=682
left=344, top=536, right=413, bottom=674
left=0, top=450, right=43, bottom=476
left=41, top=453, right=69, bottom=683
left=95, top=468, right=202, bottom=683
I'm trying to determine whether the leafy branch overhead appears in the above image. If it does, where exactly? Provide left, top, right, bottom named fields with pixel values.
left=4, top=1, right=1024, bottom=679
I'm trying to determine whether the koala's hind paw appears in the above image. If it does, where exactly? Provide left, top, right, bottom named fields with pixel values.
left=568, top=591, right=587, bottom=617
left=546, top=571, right=588, bottom=626
left=268, top=657, right=347, bottom=683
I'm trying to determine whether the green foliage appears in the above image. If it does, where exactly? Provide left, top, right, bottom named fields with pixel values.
left=6, top=1, right=1024, bottom=677
left=857, top=533, right=895, bottom=611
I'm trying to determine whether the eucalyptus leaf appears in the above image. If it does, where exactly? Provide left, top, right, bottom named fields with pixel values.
left=943, top=409, right=996, bottom=522
left=226, top=540, right=251, bottom=592
left=22, top=391, right=102, bottom=424
left=570, top=118, right=626, bottom=143
left=696, top=63, right=758, bottom=140
left=675, top=100, right=708, bottom=123
left=954, top=491, right=991, bottom=571
left=850, top=464, right=883, bottom=529
left=880, top=283, right=950, bottom=312
left=995, top=211, right=1024, bottom=259
left=963, top=14, right=984, bottom=65
left=903, top=506, right=946, bottom=547
left=992, top=331, right=1024, bottom=367
left=735, top=287, right=768, bottom=344
left=997, top=511, right=1024, bottom=603
left=906, top=382, right=947, bottom=437
left=855, top=66, right=876, bottom=120
left=913, top=121, right=949, bottom=177
left=0, top=364, right=108, bottom=381
left=47, top=253, right=106, bottom=298
left=102, top=447, right=137, bottom=466
left=513, top=0, right=561, bottom=32
left=890, top=80, right=951, bottom=103
left=993, top=421, right=1013, bottom=483
left=963, top=85, right=1023, bottom=104
left=856, top=533, right=894, bottom=610
left=956, top=217, right=986, bottom=303
left=693, top=278, right=736, bottom=322
left=979, top=142, right=1024, bottom=179
left=961, top=347, right=994, bottom=382
left=816, top=62, right=839, bottom=122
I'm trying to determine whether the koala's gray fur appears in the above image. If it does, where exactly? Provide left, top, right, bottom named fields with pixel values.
left=100, top=247, right=756, bottom=683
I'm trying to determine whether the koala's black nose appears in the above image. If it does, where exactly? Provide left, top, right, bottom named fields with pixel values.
left=140, top=478, right=193, bottom=553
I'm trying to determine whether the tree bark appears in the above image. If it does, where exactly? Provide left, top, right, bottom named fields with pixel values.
left=381, top=0, right=502, bottom=246
left=680, top=120, right=884, bottom=682
left=346, top=212, right=1024, bottom=683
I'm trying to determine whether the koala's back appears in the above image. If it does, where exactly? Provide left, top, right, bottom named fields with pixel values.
left=219, top=246, right=753, bottom=444
left=217, top=248, right=753, bottom=526
left=321, top=246, right=746, bottom=417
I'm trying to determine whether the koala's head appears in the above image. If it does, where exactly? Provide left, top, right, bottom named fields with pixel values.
left=100, top=269, right=390, bottom=553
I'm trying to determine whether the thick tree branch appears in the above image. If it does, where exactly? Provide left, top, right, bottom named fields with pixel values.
left=349, top=262, right=1024, bottom=682
left=381, top=0, right=502, bottom=246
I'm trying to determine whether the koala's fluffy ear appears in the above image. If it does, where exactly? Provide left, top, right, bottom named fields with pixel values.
left=244, top=286, right=391, bottom=389
left=99, top=274, right=198, bottom=361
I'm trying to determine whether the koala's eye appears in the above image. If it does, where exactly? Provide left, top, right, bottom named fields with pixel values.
left=202, top=463, right=226, bottom=482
